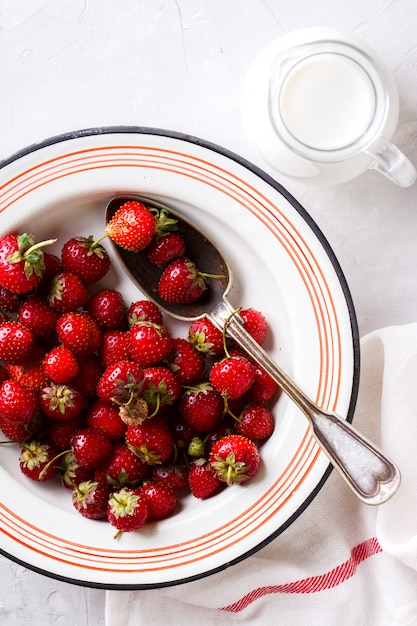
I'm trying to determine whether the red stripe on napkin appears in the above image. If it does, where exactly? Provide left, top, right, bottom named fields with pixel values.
left=220, top=538, right=382, bottom=612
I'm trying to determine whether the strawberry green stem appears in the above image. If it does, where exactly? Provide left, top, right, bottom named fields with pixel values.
left=24, top=238, right=57, bottom=257
left=222, top=307, right=242, bottom=357
left=38, top=448, right=70, bottom=480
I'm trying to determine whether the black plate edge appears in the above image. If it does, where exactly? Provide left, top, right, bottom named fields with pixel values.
left=0, top=125, right=360, bottom=590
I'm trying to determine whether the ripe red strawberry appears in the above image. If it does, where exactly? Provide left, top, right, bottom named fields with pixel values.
left=56, top=311, right=102, bottom=356
left=151, top=463, right=189, bottom=490
left=125, top=414, right=174, bottom=465
left=0, top=233, right=55, bottom=294
left=0, top=379, right=39, bottom=424
left=240, top=308, right=268, bottom=345
left=48, top=272, right=88, bottom=313
left=178, top=382, right=224, bottom=432
left=6, top=344, right=49, bottom=391
left=128, top=321, right=174, bottom=367
left=248, top=364, right=278, bottom=403
left=0, top=412, right=42, bottom=443
left=0, top=320, right=34, bottom=364
left=39, top=383, right=84, bottom=420
left=18, top=295, right=59, bottom=341
left=106, top=200, right=156, bottom=252
left=209, top=434, right=260, bottom=485
left=142, top=366, right=181, bottom=416
left=71, top=354, right=103, bottom=396
left=42, top=346, right=79, bottom=383
left=167, top=414, right=199, bottom=450
left=209, top=355, right=255, bottom=399
left=94, top=442, right=150, bottom=488
left=45, top=413, right=86, bottom=450
left=19, top=440, right=59, bottom=481
left=0, top=285, right=20, bottom=312
left=138, top=481, right=177, bottom=519
left=188, top=459, right=224, bottom=499
left=99, top=330, right=131, bottom=368
left=96, top=360, right=144, bottom=405
left=188, top=317, right=224, bottom=356
left=164, top=337, right=204, bottom=384
left=0, top=363, right=7, bottom=384
left=107, top=487, right=149, bottom=535
left=158, top=258, right=209, bottom=304
left=127, top=300, right=163, bottom=326
left=36, top=252, right=63, bottom=295
left=86, top=399, right=127, bottom=441
left=235, top=404, right=275, bottom=442
left=70, top=427, right=113, bottom=469
left=86, top=289, right=126, bottom=330
left=147, top=233, right=186, bottom=267
left=72, top=480, right=111, bottom=519
left=61, top=235, right=110, bottom=283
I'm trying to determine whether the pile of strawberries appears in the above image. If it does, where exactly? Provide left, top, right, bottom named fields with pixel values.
left=0, top=200, right=278, bottom=537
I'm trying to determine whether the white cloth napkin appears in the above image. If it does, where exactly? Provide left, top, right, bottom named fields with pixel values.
left=105, top=324, right=417, bottom=626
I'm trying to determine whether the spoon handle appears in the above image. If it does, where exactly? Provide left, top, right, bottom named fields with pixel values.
left=209, top=298, right=400, bottom=505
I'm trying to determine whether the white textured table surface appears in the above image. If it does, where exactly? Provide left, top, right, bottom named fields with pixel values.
left=1, top=1, right=417, bottom=624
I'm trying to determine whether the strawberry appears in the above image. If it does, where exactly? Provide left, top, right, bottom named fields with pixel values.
left=240, top=308, right=268, bottom=345
left=45, top=413, right=86, bottom=450
left=0, top=379, right=39, bottom=424
left=96, top=360, right=144, bottom=406
left=0, top=233, right=56, bottom=294
left=147, top=232, right=186, bottom=267
left=36, top=252, right=63, bottom=295
left=19, top=440, right=59, bottom=481
left=0, top=285, right=20, bottom=312
left=151, top=463, right=189, bottom=490
left=6, top=344, right=49, bottom=391
left=61, top=235, right=110, bottom=283
left=0, top=412, right=42, bottom=443
left=235, top=404, right=275, bottom=442
left=106, top=200, right=156, bottom=252
left=99, top=330, right=131, bottom=368
left=71, top=354, right=103, bottom=396
left=178, top=382, right=224, bottom=432
left=70, top=427, right=113, bottom=469
left=209, top=434, right=260, bottom=485
left=86, top=289, right=126, bottom=330
left=72, top=480, right=111, bottom=519
left=42, top=346, right=79, bottom=383
left=158, top=258, right=209, bottom=304
left=0, top=320, right=34, bottom=364
left=18, top=295, right=59, bottom=341
left=248, top=364, right=278, bottom=403
left=39, top=383, right=84, bottom=420
left=168, top=414, right=199, bottom=450
left=107, top=487, right=149, bottom=535
left=48, top=272, right=88, bottom=313
left=94, top=442, right=150, bottom=488
left=56, top=311, right=102, bottom=356
left=164, top=337, right=204, bottom=384
left=188, top=459, right=224, bottom=499
left=128, top=321, right=174, bottom=367
left=127, top=300, right=163, bottom=326
left=126, top=414, right=174, bottom=465
left=86, top=399, right=127, bottom=441
left=0, top=363, right=8, bottom=385
left=142, top=366, right=181, bottom=416
left=209, top=355, right=255, bottom=399
left=188, top=317, right=224, bottom=356
left=138, top=481, right=177, bottom=519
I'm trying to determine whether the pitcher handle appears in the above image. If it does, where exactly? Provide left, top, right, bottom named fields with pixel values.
left=367, top=138, right=416, bottom=187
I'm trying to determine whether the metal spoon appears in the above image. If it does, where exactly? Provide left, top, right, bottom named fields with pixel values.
left=105, top=195, right=401, bottom=505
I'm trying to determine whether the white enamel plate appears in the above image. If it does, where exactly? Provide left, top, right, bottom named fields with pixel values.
left=0, top=128, right=359, bottom=589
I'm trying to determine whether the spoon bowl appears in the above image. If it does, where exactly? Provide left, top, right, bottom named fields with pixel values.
left=105, top=195, right=401, bottom=505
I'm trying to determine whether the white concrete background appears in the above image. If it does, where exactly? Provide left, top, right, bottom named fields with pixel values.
left=1, top=0, right=417, bottom=623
